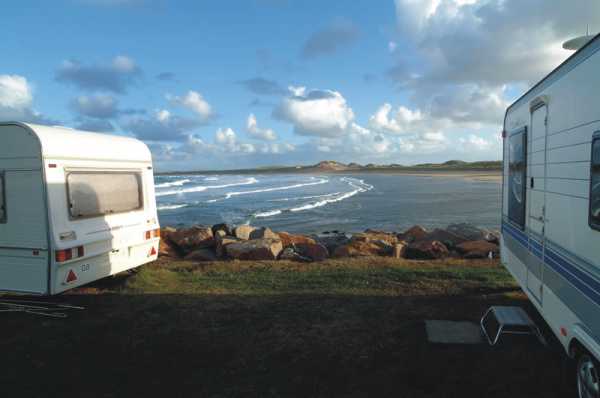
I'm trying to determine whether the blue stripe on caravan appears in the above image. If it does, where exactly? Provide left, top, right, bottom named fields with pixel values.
left=501, top=220, right=600, bottom=307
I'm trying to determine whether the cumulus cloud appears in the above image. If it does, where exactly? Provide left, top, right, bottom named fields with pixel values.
left=0, top=74, right=56, bottom=124
left=167, top=90, right=213, bottom=121
left=246, top=113, right=277, bottom=141
left=239, top=77, right=285, bottom=96
left=301, top=18, right=360, bottom=59
left=392, top=0, right=598, bottom=88
left=70, top=94, right=118, bottom=119
left=124, top=109, right=199, bottom=141
left=369, top=103, right=423, bottom=134
left=55, top=55, right=141, bottom=93
left=274, top=86, right=355, bottom=137
left=184, top=127, right=294, bottom=156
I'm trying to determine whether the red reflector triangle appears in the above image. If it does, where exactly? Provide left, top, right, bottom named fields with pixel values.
left=150, top=246, right=157, bottom=256
left=66, top=269, right=78, bottom=283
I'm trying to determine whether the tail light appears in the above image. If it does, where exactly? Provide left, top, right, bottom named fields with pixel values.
left=145, top=228, right=160, bottom=240
left=55, top=246, right=84, bottom=263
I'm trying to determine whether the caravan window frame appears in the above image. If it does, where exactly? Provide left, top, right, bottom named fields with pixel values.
left=589, top=131, right=600, bottom=231
left=507, top=127, right=528, bottom=229
left=65, top=170, right=144, bottom=220
left=0, top=171, right=6, bottom=224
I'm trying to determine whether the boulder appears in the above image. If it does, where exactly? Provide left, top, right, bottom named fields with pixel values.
left=446, top=223, right=490, bottom=242
left=456, top=240, right=499, bottom=259
left=393, top=242, right=407, bottom=259
left=169, top=226, right=214, bottom=253
left=333, top=240, right=385, bottom=258
left=215, top=235, right=241, bottom=258
left=234, top=225, right=257, bottom=240
left=212, top=223, right=232, bottom=237
left=225, top=238, right=283, bottom=261
left=397, top=225, right=428, bottom=243
left=314, top=232, right=350, bottom=253
left=279, top=247, right=311, bottom=262
left=184, top=248, right=218, bottom=262
left=249, top=227, right=279, bottom=240
left=485, top=230, right=501, bottom=245
left=353, top=231, right=398, bottom=246
left=158, top=237, right=180, bottom=258
left=419, top=228, right=467, bottom=250
left=277, top=232, right=316, bottom=248
left=295, top=242, right=329, bottom=262
left=404, top=240, right=449, bottom=260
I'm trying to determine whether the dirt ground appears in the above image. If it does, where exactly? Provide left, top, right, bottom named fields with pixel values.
left=0, top=259, right=569, bottom=398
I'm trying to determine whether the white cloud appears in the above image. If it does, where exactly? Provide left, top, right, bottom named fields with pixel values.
left=71, top=94, right=118, bottom=119
left=274, top=86, right=355, bottom=137
left=458, top=134, right=496, bottom=152
left=369, top=103, right=423, bottom=134
left=124, top=109, right=199, bottom=142
left=388, top=41, right=398, bottom=53
left=246, top=113, right=277, bottom=141
left=168, top=90, right=213, bottom=121
left=0, top=74, right=55, bottom=124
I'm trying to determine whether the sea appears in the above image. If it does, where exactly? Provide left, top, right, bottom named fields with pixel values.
left=154, top=173, right=501, bottom=234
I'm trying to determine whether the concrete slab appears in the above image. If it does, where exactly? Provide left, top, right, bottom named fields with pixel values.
left=425, top=320, right=483, bottom=344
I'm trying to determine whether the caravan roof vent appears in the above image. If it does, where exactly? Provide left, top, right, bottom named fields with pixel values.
left=563, top=34, right=596, bottom=51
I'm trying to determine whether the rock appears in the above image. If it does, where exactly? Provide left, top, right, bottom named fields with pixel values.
left=234, top=225, right=257, bottom=240
left=353, top=231, right=398, bottom=246
left=333, top=240, right=385, bottom=258
left=184, top=248, right=217, bottom=262
left=169, top=226, right=214, bottom=253
left=397, top=225, right=428, bottom=243
left=419, top=228, right=467, bottom=250
left=158, top=237, right=180, bottom=258
left=215, top=235, right=241, bottom=258
left=249, top=227, right=279, bottom=240
left=456, top=240, right=499, bottom=259
left=295, top=242, right=329, bottom=262
left=212, top=223, right=232, bottom=237
left=393, top=242, right=407, bottom=259
left=485, top=230, right=501, bottom=245
left=277, top=232, right=316, bottom=248
left=225, top=238, right=283, bottom=260
left=279, top=247, right=311, bottom=262
left=404, top=240, right=449, bottom=260
left=314, top=232, right=350, bottom=253
left=446, top=223, right=489, bottom=242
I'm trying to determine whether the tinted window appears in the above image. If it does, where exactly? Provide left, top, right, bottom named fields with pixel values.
left=590, top=137, right=600, bottom=229
left=0, top=173, right=5, bottom=223
left=508, top=130, right=527, bottom=228
left=67, top=172, right=143, bottom=219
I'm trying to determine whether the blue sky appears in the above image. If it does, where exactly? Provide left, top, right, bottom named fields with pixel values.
left=0, top=0, right=598, bottom=171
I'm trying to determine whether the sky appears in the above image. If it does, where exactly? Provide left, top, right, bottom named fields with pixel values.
left=0, top=0, right=599, bottom=171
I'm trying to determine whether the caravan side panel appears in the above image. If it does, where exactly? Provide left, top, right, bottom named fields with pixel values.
left=0, top=125, right=49, bottom=294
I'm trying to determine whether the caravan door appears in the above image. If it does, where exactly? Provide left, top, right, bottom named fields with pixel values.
left=527, top=103, right=548, bottom=303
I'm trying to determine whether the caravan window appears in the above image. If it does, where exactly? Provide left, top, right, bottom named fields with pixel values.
left=508, top=130, right=527, bottom=228
left=590, top=134, right=600, bottom=230
left=0, top=173, right=5, bottom=223
left=67, top=172, right=143, bottom=219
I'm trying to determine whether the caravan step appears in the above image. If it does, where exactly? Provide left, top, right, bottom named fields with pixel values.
left=480, top=306, right=545, bottom=346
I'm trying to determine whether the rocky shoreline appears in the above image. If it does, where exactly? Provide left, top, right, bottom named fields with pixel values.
left=158, top=223, right=500, bottom=263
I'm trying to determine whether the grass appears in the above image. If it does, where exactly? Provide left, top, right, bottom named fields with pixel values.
left=122, top=258, right=517, bottom=296
left=0, top=257, right=568, bottom=398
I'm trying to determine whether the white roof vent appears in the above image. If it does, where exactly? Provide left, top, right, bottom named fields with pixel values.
left=563, top=34, right=596, bottom=51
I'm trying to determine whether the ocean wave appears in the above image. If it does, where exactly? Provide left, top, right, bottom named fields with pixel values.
left=155, top=179, right=191, bottom=188
left=222, top=177, right=329, bottom=200
left=204, top=177, right=219, bottom=181
left=254, top=209, right=283, bottom=218
left=157, top=204, right=187, bottom=211
left=251, top=177, right=373, bottom=218
left=156, top=177, right=258, bottom=197
left=268, top=192, right=343, bottom=202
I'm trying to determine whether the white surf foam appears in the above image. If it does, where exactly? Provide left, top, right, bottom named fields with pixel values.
left=155, top=179, right=191, bottom=188
left=156, top=177, right=258, bottom=197
left=204, top=177, right=219, bottom=181
left=268, top=192, right=343, bottom=202
left=251, top=177, right=374, bottom=218
left=157, top=204, right=187, bottom=211
left=222, top=177, right=329, bottom=200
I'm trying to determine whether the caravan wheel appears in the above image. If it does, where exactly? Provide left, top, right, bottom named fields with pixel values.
left=577, top=353, right=600, bottom=398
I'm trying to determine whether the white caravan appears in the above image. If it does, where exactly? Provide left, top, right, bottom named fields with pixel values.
left=0, top=122, right=160, bottom=295
left=501, top=34, right=600, bottom=395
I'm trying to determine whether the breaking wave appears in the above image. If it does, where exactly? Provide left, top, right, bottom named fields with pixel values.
left=157, top=204, right=188, bottom=211
left=222, top=177, right=329, bottom=200
left=156, top=177, right=258, bottom=197
left=155, top=179, right=191, bottom=188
